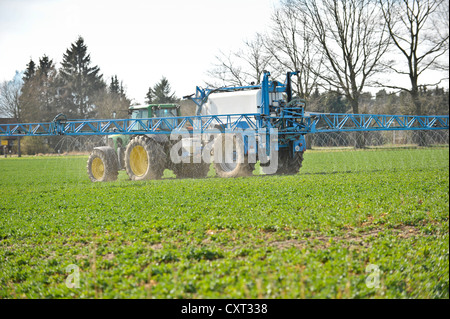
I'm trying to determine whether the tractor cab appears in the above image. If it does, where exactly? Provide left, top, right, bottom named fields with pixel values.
left=129, top=103, right=180, bottom=131
left=109, top=103, right=181, bottom=156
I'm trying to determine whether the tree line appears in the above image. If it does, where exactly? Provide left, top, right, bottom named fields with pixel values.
left=0, top=36, right=180, bottom=155
left=1, top=37, right=131, bottom=122
left=307, top=86, right=449, bottom=116
left=207, top=0, right=449, bottom=147
left=0, top=36, right=178, bottom=124
left=0, top=0, right=448, bottom=150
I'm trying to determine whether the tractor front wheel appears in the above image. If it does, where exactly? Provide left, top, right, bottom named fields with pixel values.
left=86, top=146, right=119, bottom=182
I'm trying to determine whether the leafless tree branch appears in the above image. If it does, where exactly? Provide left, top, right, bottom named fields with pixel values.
left=0, top=77, right=22, bottom=121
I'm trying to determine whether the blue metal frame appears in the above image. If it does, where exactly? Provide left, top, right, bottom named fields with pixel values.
left=1, top=113, right=447, bottom=137
left=0, top=71, right=448, bottom=161
left=307, top=113, right=449, bottom=133
left=0, top=114, right=262, bottom=137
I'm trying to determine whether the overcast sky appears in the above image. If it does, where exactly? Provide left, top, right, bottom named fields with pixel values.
left=0, top=0, right=277, bottom=105
left=1, top=0, right=448, bottom=109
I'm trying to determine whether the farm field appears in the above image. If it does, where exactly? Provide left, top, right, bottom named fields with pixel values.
left=0, top=147, right=448, bottom=299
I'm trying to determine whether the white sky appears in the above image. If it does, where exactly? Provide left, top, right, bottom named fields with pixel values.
left=1, top=0, right=448, bottom=108
left=0, top=0, right=278, bottom=105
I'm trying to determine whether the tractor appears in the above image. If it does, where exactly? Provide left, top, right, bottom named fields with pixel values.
left=87, top=103, right=210, bottom=182
left=1, top=71, right=448, bottom=183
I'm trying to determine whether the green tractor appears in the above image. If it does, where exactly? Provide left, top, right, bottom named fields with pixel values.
left=107, top=104, right=181, bottom=168
left=87, top=103, right=210, bottom=182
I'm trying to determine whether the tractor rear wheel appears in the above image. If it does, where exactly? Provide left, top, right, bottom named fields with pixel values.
left=86, top=146, right=119, bottom=182
left=262, top=150, right=304, bottom=175
left=213, top=133, right=254, bottom=178
left=124, top=136, right=166, bottom=181
left=173, top=162, right=210, bottom=179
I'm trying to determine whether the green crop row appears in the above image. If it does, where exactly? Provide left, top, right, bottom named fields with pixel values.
left=0, top=147, right=448, bottom=298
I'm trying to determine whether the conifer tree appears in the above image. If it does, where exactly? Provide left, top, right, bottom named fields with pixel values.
left=110, top=75, right=120, bottom=95
left=23, top=59, right=36, bottom=82
left=59, top=36, right=105, bottom=118
left=36, top=55, right=57, bottom=120
left=145, top=87, right=154, bottom=104
left=145, top=77, right=177, bottom=104
left=19, top=55, right=58, bottom=122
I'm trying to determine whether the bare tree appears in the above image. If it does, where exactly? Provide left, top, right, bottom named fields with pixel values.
left=206, top=34, right=272, bottom=88
left=0, top=74, right=22, bottom=121
left=431, top=0, right=449, bottom=73
left=379, top=0, right=449, bottom=107
left=240, top=34, right=273, bottom=85
left=379, top=0, right=449, bottom=145
left=297, top=0, right=390, bottom=147
left=206, top=50, right=245, bottom=88
left=265, top=0, right=323, bottom=98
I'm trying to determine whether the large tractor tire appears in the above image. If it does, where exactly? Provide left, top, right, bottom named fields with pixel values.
left=262, top=150, right=304, bottom=175
left=87, top=146, right=119, bottom=182
left=173, top=162, right=210, bottom=179
left=213, top=133, right=254, bottom=178
left=124, top=135, right=166, bottom=181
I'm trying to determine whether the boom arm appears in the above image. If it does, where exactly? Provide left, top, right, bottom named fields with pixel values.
left=0, top=113, right=448, bottom=137
left=302, top=113, right=449, bottom=133
left=1, top=72, right=448, bottom=137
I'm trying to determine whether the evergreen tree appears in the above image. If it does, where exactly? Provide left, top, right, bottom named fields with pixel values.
left=36, top=55, right=58, bottom=120
left=59, top=36, right=105, bottom=118
left=375, top=89, right=399, bottom=114
left=326, top=91, right=348, bottom=114
left=375, top=89, right=388, bottom=105
left=314, top=90, right=349, bottom=114
left=110, top=75, right=120, bottom=95
left=145, top=77, right=177, bottom=104
left=94, top=75, right=131, bottom=119
left=108, top=75, right=128, bottom=103
left=19, top=55, right=58, bottom=122
left=20, top=61, right=38, bottom=122
left=145, top=87, right=154, bottom=104
left=23, top=59, right=36, bottom=82
left=119, top=82, right=126, bottom=100
left=37, top=55, right=54, bottom=78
